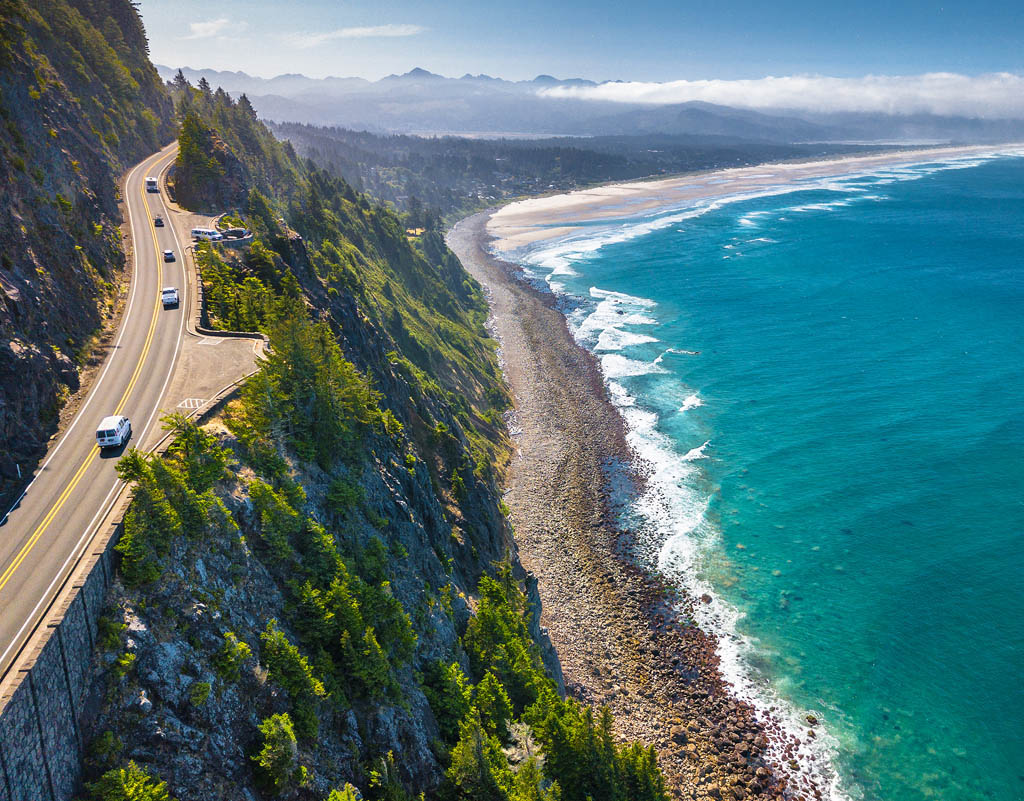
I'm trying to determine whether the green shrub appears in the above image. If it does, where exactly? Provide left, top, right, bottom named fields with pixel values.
left=113, top=652, right=136, bottom=680
left=189, top=681, right=211, bottom=707
left=213, top=632, right=253, bottom=682
left=444, top=714, right=513, bottom=801
left=86, top=761, right=174, bottom=801
left=367, top=751, right=412, bottom=801
left=423, top=661, right=472, bottom=744
left=97, top=617, right=126, bottom=651
left=326, top=477, right=363, bottom=516
left=249, top=480, right=302, bottom=562
left=326, top=785, right=361, bottom=801
left=473, top=672, right=513, bottom=742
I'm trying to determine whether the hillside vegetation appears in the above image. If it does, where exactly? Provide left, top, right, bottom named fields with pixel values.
left=0, top=0, right=174, bottom=495
left=77, top=76, right=670, bottom=801
left=269, top=121, right=865, bottom=219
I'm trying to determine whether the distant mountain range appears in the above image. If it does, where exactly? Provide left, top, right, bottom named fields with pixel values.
left=157, top=65, right=1024, bottom=144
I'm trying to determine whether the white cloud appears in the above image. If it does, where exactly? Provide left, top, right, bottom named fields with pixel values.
left=185, top=18, right=232, bottom=40
left=538, top=73, right=1024, bottom=119
left=284, top=24, right=426, bottom=49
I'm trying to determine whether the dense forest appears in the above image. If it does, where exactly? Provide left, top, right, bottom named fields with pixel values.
left=269, top=121, right=869, bottom=219
left=75, top=72, right=670, bottom=801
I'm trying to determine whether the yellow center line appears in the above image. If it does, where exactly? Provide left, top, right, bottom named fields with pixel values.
left=0, top=149, right=172, bottom=594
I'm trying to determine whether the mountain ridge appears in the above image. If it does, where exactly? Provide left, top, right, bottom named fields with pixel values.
left=156, top=64, right=1024, bottom=143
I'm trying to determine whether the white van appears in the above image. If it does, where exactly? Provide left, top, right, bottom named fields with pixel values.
left=96, top=415, right=131, bottom=449
left=191, top=228, right=223, bottom=241
left=145, top=177, right=158, bottom=193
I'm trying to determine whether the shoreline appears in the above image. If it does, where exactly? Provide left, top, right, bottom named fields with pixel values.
left=488, top=142, right=1024, bottom=252
left=448, top=213, right=828, bottom=801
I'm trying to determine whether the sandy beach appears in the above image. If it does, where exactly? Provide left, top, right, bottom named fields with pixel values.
left=488, top=143, right=1023, bottom=251
left=448, top=214, right=830, bottom=801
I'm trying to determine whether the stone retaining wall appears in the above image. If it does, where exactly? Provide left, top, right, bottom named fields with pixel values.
left=0, top=383, right=249, bottom=801
left=0, top=535, right=116, bottom=801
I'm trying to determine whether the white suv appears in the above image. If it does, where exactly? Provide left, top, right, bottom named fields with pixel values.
left=161, top=287, right=180, bottom=308
left=96, top=415, right=131, bottom=449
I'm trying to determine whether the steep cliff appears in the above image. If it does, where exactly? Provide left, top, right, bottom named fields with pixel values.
left=0, top=0, right=174, bottom=495
left=74, top=84, right=669, bottom=801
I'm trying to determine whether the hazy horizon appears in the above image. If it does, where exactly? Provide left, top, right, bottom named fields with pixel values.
left=141, top=0, right=1024, bottom=120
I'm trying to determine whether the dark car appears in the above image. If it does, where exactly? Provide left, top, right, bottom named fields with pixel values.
left=163, top=250, right=175, bottom=262
left=154, top=215, right=164, bottom=227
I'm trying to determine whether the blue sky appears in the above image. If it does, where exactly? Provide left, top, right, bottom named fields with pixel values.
left=140, top=0, right=1024, bottom=82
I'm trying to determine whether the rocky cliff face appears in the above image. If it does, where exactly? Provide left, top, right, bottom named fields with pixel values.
left=0, top=0, right=174, bottom=493
left=83, top=417, right=522, bottom=798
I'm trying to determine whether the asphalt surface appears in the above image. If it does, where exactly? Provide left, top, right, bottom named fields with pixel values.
left=0, top=143, right=190, bottom=679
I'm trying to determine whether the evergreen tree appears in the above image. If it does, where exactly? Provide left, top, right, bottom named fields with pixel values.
left=445, top=715, right=513, bottom=801
left=87, top=761, right=175, bottom=801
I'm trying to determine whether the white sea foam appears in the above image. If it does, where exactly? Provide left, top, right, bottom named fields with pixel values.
left=653, top=347, right=698, bottom=364
left=595, top=328, right=659, bottom=351
left=574, top=286, right=660, bottom=354
left=610, top=383, right=851, bottom=801
left=680, top=394, right=703, bottom=411
left=600, top=353, right=666, bottom=378
left=683, top=440, right=711, bottom=460
left=738, top=210, right=772, bottom=227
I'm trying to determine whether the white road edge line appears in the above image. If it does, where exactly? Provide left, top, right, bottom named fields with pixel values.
left=0, top=145, right=189, bottom=675
left=0, top=152, right=154, bottom=525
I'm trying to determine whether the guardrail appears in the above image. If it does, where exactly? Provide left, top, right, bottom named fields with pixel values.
left=0, top=367, right=258, bottom=801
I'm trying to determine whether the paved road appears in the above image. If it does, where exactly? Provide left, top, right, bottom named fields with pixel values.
left=0, top=143, right=190, bottom=679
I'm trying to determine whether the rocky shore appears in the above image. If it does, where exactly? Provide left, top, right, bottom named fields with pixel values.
left=448, top=212, right=828, bottom=801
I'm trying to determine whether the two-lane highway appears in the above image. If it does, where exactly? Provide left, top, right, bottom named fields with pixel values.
left=0, top=143, right=189, bottom=679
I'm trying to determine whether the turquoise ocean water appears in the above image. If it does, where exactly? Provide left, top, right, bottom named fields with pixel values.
left=512, top=152, right=1024, bottom=801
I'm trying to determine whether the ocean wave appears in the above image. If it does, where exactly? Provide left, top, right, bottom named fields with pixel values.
left=599, top=353, right=667, bottom=378
left=683, top=440, right=711, bottom=460
left=595, top=328, right=659, bottom=352
left=738, top=210, right=773, bottom=227
left=680, top=394, right=703, bottom=411
left=653, top=347, right=699, bottom=364
left=573, top=286, right=660, bottom=353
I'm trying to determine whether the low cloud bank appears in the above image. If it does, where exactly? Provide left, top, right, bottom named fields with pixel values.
left=185, top=18, right=231, bottom=40
left=538, top=73, right=1024, bottom=119
left=284, top=24, right=426, bottom=49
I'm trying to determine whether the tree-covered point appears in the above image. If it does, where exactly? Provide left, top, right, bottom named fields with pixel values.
left=268, top=121, right=870, bottom=220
